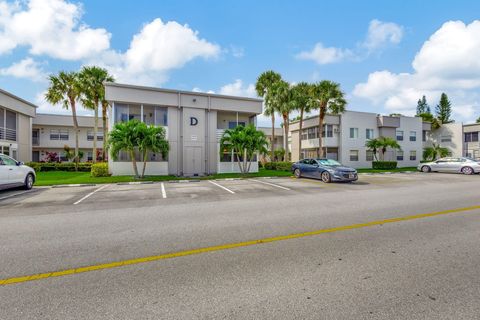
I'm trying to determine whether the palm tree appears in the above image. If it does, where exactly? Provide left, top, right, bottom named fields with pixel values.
left=423, top=143, right=449, bottom=161
left=220, top=124, right=269, bottom=174
left=45, top=71, right=82, bottom=168
left=310, top=81, right=347, bottom=158
left=107, top=120, right=144, bottom=177
left=365, top=138, right=382, bottom=161
left=138, top=124, right=169, bottom=178
left=271, top=79, right=294, bottom=161
left=79, top=66, right=114, bottom=163
left=290, top=82, right=313, bottom=161
left=377, top=136, right=401, bottom=161
left=255, top=70, right=282, bottom=161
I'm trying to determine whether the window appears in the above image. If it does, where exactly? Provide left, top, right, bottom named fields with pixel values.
left=50, top=129, right=69, bottom=141
left=441, top=135, right=452, bottom=142
left=301, top=129, right=308, bottom=140
left=366, top=129, right=374, bottom=140
left=228, top=121, right=246, bottom=129
left=397, top=151, right=404, bottom=161
left=322, top=124, right=333, bottom=138
left=349, top=128, right=358, bottom=139
left=115, top=104, right=129, bottom=123
left=87, top=152, right=93, bottom=161
left=396, top=130, right=404, bottom=141
left=307, top=127, right=317, bottom=139
left=349, top=150, right=359, bottom=161
left=0, top=155, right=16, bottom=166
left=366, top=150, right=374, bottom=161
left=465, top=132, right=479, bottom=142
left=154, top=107, right=168, bottom=126
left=409, top=131, right=416, bottom=142
left=410, top=150, right=416, bottom=161
left=0, top=108, right=17, bottom=141
left=422, top=130, right=427, bottom=142
left=87, top=130, right=103, bottom=141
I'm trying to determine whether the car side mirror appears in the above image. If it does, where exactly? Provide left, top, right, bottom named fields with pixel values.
left=16, top=161, right=24, bottom=166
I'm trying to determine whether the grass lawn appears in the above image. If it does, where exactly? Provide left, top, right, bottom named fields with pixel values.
left=34, top=169, right=293, bottom=186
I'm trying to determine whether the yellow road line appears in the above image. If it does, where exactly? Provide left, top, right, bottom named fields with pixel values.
left=2, top=204, right=480, bottom=286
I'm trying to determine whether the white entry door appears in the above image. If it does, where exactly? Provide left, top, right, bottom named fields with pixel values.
left=184, top=147, right=203, bottom=176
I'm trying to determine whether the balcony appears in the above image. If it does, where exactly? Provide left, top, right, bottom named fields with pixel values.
left=377, top=115, right=400, bottom=128
left=0, top=127, right=16, bottom=141
left=217, top=129, right=225, bottom=141
left=32, top=136, right=39, bottom=146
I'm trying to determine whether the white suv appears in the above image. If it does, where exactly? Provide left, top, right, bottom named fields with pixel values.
left=0, top=153, right=36, bottom=190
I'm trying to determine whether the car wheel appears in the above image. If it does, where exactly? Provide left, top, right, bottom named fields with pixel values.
left=24, top=173, right=34, bottom=190
left=461, top=166, right=474, bottom=175
left=294, top=168, right=301, bottom=178
left=421, top=165, right=431, bottom=173
left=321, top=171, right=331, bottom=183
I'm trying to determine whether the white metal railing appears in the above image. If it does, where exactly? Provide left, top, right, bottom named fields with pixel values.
left=0, top=127, right=16, bottom=141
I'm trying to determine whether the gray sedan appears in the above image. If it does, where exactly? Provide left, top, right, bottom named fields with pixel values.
left=418, top=157, right=480, bottom=175
left=291, top=158, right=358, bottom=183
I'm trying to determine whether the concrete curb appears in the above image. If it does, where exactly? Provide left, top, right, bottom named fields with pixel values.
left=51, top=184, right=96, bottom=188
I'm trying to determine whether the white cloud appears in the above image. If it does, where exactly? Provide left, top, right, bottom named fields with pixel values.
left=362, top=19, right=404, bottom=51
left=35, top=91, right=93, bottom=116
left=91, top=18, right=221, bottom=86
left=229, top=45, right=245, bottom=58
left=0, top=57, right=46, bottom=81
left=296, top=43, right=353, bottom=65
left=219, top=79, right=256, bottom=97
left=353, top=20, right=480, bottom=122
left=0, top=0, right=111, bottom=60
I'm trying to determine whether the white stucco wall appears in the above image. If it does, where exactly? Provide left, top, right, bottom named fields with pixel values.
left=109, top=161, right=169, bottom=176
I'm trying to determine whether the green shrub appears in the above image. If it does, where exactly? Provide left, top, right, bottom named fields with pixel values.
left=23, top=162, right=92, bottom=172
left=91, top=162, right=110, bottom=177
left=372, top=161, right=398, bottom=170
left=263, top=161, right=293, bottom=171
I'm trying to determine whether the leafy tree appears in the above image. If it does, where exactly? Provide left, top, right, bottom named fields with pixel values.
left=138, top=124, right=169, bottom=178
left=220, top=124, right=269, bottom=174
left=416, top=95, right=430, bottom=115
left=290, top=82, right=313, bottom=161
left=377, top=136, right=401, bottom=161
left=365, top=138, right=382, bottom=161
left=436, top=93, right=453, bottom=124
left=476, top=116, right=480, bottom=124
left=63, top=145, right=84, bottom=162
left=310, top=80, right=347, bottom=158
left=45, top=71, right=82, bottom=169
left=274, top=148, right=285, bottom=161
left=255, top=70, right=282, bottom=161
left=79, top=66, right=115, bottom=162
left=423, top=143, right=450, bottom=161
left=417, top=112, right=441, bottom=130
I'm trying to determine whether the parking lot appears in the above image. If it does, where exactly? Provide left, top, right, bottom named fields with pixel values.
left=0, top=172, right=478, bottom=213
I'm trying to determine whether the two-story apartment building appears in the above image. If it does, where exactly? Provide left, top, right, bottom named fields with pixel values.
left=32, top=114, right=104, bottom=162
left=289, top=110, right=431, bottom=168
left=257, top=127, right=284, bottom=161
left=104, top=83, right=262, bottom=176
left=462, top=123, right=480, bottom=159
left=0, top=88, right=37, bottom=162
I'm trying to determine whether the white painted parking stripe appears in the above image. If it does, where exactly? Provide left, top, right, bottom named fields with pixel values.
left=0, top=190, right=34, bottom=202
left=73, top=184, right=110, bottom=205
left=208, top=180, right=235, bottom=194
left=161, top=183, right=167, bottom=199
left=251, top=179, right=291, bottom=191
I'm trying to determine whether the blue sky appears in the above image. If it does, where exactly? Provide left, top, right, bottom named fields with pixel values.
left=0, top=0, right=479, bottom=126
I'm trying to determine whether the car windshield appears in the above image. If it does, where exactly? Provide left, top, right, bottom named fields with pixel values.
left=316, top=159, right=342, bottom=166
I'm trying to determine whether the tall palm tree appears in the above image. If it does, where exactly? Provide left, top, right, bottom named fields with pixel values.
left=310, top=81, right=347, bottom=158
left=79, top=66, right=114, bottom=163
left=271, top=79, right=293, bottom=161
left=255, top=70, right=282, bottom=161
left=138, top=124, right=169, bottom=178
left=291, top=82, right=313, bottom=161
left=45, top=71, right=82, bottom=168
left=377, top=136, right=401, bottom=160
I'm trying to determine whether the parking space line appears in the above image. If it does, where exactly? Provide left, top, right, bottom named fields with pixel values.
left=73, top=184, right=110, bottom=205
left=250, top=179, right=291, bottom=191
left=208, top=180, right=235, bottom=194
left=0, top=190, right=35, bottom=202
left=161, top=183, right=167, bottom=199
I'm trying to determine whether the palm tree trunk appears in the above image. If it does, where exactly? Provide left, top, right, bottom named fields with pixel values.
left=130, top=150, right=139, bottom=177
left=141, top=150, right=147, bottom=178
left=102, top=101, right=108, bottom=161
left=283, top=113, right=289, bottom=162
left=70, top=98, right=80, bottom=171
left=298, top=107, right=304, bottom=161
left=270, top=114, right=275, bottom=161
left=93, top=98, right=99, bottom=164
left=318, top=107, right=326, bottom=158
left=243, top=148, right=247, bottom=173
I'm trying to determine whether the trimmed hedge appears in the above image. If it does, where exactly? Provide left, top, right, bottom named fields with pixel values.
left=372, top=161, right=398, bottom=170
left=263, top=161, right=294, bottom=171
left=24, top=162, right=92, bottom=172
left=91, top=162, right=110, bottom=177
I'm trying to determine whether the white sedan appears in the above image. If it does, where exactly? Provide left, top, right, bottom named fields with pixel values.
left=0, top=153, right=36, bottom=190
left=418, top=157, right=480, bottom=175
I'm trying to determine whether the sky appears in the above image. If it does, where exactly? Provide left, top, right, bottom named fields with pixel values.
left=0, top=0, right=479, bottom=126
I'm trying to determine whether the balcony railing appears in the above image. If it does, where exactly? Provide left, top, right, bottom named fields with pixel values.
left=0, top=127, right=16, bottom=141
left=32, top=136, right=39, bottom=146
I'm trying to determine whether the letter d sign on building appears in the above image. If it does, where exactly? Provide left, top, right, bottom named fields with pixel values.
left=190, top=117, right=198, bottom=126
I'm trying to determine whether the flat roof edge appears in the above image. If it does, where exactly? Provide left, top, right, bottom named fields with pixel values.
left=0, top=88, right=38, bottom=109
